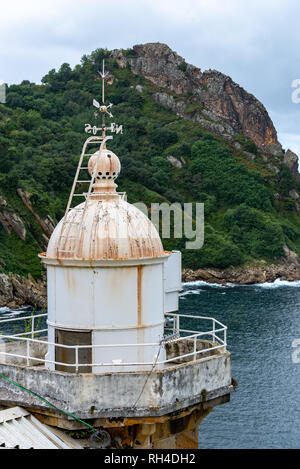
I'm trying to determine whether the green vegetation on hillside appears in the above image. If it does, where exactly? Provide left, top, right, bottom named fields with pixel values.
left=0, top=47, right=300, bottom=278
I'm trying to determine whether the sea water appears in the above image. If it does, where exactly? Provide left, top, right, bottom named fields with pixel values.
left=1, top=279, right=299, bottom=448
left=179, top=279, right=300, bottom=449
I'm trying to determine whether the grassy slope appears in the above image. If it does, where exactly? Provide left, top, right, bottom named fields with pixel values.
left=0, top=48, right=299, bottom=278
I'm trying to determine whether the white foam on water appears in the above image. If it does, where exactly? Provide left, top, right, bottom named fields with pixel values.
left=0, top=305, right=32, bottom=317
left=183, top=278, right=300, bottom=289
left=2, top=311, right=23, bottom=318
left=182, top=280, right=228, bottom=288
left=11, top=308, right=29, bottom=314
left=254, top=278, right=300, bottom=289
left=179, top=289, right=201, bottom=297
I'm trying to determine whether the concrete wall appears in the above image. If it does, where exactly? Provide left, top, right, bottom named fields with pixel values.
left=0, top=340, right=47, bottom=366
left=0, top=348, right=232, bottom=420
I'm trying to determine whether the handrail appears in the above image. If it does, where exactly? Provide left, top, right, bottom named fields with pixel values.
left=0, top=313, right=47, bottom=324
left=0, top=312, right=227, bottom=372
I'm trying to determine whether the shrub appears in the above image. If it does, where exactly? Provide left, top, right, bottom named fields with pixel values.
left=222, top=204, right=285, bottom=259
left=149, top=127, right=178, bottom=149
left=178, top=62, right=187, bottom=73
left=190, top=138, right=272, bottom=211
left=183, top=230, right=244, bottom=269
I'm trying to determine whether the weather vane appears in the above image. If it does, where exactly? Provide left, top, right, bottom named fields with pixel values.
left=84, top=59, right=123, bottom=137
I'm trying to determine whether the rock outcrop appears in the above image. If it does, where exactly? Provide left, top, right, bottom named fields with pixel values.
left=111, top=43, right=279, bottom=149
left=0, top=195, right=26, bottom=241
left=112, top=43, right=202, bottom=95
left=17, top=188, right=56, bottom=241
left=0, top=190, right=56, bottom=250
left=283, top=149, right=300, bottom=182
left=182, top=246, right=300, bottom=285
left=166, top=155, right=183, bottom=168
left=0, top=209, right=26, bottom=241
left=0, top=273, right=46, bottom=308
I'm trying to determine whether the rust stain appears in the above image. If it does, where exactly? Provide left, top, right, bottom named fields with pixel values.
left=46, top=195, right=166, bottom=261
left=137, top=266, right=143, bottom=326
left=65, top=269, right=71, bottom=290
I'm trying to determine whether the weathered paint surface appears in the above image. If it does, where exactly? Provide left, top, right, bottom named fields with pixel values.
left=0, top=347, right=232, bottom=419
left=44, top=259, right=166, bottom=373
left=47, top=198, right=164, bottom=260
left=164, top=251, right=181, bottom=313
left=88, top=149, right=121, bottom=182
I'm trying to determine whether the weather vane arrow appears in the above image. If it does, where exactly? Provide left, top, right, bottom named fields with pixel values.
left=85, top=59, right=123, bottom=137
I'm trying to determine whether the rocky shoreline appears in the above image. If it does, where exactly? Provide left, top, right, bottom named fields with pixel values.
left=1, top=249, right=300, bottom=309
left=183, top=261, right=300, bottom=285
left=182, top=244, right=300, bottom=285
left=182, top=263, right=300, bottom=285
left=0, top=273, right=46, bottom=309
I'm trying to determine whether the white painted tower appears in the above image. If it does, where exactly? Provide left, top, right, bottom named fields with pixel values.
left=40, top=63, right=181, bottom=373
left=0, top=60, right=233, bottom=450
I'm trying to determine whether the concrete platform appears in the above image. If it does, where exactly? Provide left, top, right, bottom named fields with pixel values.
left=0, top=340, right=232, bottom=421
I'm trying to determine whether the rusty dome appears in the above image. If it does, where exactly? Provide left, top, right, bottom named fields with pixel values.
left=46, top=148, right=164, bottom=260
left=47, top=198, right=164, bottom=260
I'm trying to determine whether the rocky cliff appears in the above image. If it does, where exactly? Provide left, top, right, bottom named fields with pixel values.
left=1, top=41, right=300, bottom=310
left=0, top=273, right=46, bottom=308
left=111, top=43, right=280, bottom=151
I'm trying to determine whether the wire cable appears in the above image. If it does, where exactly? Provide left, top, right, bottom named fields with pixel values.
left=132, top=341, right=163, bottom=409
left=0, top=372, right=99, bottom=437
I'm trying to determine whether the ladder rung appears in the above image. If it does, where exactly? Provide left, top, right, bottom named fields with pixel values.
left=62, top=220, right=80, bottom=224
left=73, top=194, right=85, bottom=197
left=76, top=180, right=90, bottom=183
left=80, top=167, right=89, bottom=170
left=59, top=235, right=78, bottom=239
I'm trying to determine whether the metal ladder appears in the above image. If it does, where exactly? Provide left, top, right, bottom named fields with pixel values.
left=56, top=135, right=113, bottom=257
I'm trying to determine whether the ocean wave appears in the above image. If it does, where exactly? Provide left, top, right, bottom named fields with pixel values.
left=179, top=289, right=202, bottom=297
left=254, top=278, right=300, bottom=288
left=182, top=280, right=229, bottom=288
left=1, top=311, right=25, bottom=318
left=0, top=305, right=33, bottom=317
left=183, top=278, right=300, bottom=288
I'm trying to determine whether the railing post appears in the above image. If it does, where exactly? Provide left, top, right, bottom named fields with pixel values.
left=75, top=347, right=79, bottom=373
left=193, top=336, right=197, bottom=361
left=224, top=327, right=227, bottom=350
left=26, top=340, right=30, bottom=366
left=212, top=319, right=215, bottom=343
left=31, top=316, right=35, bottom=339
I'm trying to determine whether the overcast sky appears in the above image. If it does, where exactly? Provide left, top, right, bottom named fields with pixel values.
left=1, top=0, right=300, bottom=156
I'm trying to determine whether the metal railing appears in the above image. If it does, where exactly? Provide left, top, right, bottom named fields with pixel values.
left=0, top=313, right=48, bottom=339
left=0, top=312, right=227, bottom=372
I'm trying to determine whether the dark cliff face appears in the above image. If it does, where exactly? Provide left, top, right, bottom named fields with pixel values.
left=199, top=70, right=278, bottom=148
left=128, top=43, right=202, bottom=94
left=111, top=42, right=279, bottom=149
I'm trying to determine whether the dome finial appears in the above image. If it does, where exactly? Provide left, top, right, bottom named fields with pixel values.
left=88, top=148, right=121, bottom=197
